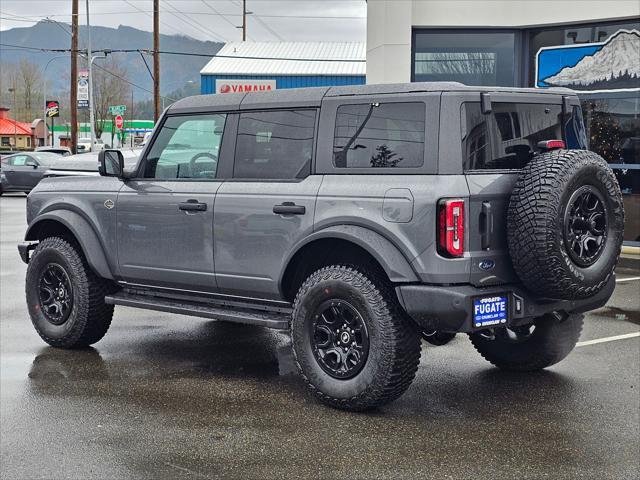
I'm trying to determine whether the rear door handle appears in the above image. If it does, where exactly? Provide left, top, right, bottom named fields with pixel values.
left=273, top=202, right=306, bottom=215
left=179, top=199, right=207, bottom=212
left=480, top=201, right=493, bottom=250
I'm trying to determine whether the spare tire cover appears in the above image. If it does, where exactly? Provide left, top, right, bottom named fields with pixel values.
left=507, top=149, right=624, bottom=300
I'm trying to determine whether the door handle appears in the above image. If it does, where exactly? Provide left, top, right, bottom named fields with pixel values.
left=480, top=201, right=493, bottom=250
left=179, top=199, right=207, bottom=212
left=273, top=202, right=306, bottom=215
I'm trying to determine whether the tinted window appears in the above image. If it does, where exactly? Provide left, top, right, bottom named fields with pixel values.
left=462, top=102, right=565, bottom=170
left=144, top=114, right=226, bottom=179
left=333, top=102, right=425, bottom=169
left=234, top=110, right=315, bottom=179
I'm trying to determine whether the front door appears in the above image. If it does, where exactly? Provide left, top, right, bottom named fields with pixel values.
left=117, top=113, right=228, bottom=292
left=213, top=109, right=320, bottom=299
left=5, top=154, right=39, bottom=190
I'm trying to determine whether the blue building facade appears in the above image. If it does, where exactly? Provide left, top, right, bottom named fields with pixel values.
left=201, top=74, right=365, bottom=94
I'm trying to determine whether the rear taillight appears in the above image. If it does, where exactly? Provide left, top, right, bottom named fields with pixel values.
left=537, top=139, right=566, bottom=150
left=437, top=199, right=465, bottom=258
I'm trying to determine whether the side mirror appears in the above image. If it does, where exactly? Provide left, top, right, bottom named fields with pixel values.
left=98, top=149, right=124, bottom=177
left=26, top=159, right=38, bottom=169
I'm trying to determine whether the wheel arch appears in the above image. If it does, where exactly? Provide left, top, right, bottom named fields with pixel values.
left=280, top=225, right=419, bottom=302
left=25, top=211, right=114, bottom=280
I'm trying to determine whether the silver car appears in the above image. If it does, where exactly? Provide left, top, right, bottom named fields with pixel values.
left=0, top=152, right=63, bottom=195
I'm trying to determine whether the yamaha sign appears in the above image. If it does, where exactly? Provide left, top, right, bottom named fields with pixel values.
left=215, top=79, right=276, bottom=94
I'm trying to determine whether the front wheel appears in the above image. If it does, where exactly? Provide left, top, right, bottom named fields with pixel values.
left=26, top=237, right=115, bottom=348
left=469, top=312, right=583, bottom=371
left=290, top=265, right=421, bottom=411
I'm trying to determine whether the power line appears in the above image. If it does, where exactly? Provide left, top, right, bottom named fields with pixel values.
left=163, top=0, right=227, bottom=43
left=121, top=0, right=190, bottom=38
left=201, top=0, right=246, bottom=39
left=0, top=43, right=366, bottom=62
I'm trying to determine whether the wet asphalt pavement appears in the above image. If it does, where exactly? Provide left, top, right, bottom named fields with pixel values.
left=1, top=193, right=639, bottom=480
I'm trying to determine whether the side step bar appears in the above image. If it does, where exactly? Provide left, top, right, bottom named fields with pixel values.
left=105, top=291, right=290, bottom=330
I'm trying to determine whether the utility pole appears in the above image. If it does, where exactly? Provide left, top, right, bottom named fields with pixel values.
left=70, top=0, right=78, bottom=152
left=242, top=0, right=247, bottom=41
left=86, top=0, right=96, bottom=150
left=153, top=0, right=160, bottom=122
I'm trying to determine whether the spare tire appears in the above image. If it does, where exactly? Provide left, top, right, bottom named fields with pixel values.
left=507, top=149, right=624, bottom=300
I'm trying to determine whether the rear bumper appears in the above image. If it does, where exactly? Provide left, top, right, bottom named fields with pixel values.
left=396, top=276, right=616, bottom=333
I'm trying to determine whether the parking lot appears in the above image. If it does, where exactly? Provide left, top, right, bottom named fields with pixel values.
left=1, top=193, right=638, bottom=479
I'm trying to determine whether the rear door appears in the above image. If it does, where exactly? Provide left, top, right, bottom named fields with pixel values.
left=213, top=108, right=321, bottom=300
left=454, top=93, right=580, bottom=286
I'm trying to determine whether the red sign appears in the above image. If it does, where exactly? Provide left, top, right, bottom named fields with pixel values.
left=114, top=115, right=124, bottom=130
left=215, top=79, right=276, bottom=94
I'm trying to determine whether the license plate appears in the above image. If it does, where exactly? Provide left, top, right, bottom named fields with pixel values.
left=473, top=295, right=508, bottom=328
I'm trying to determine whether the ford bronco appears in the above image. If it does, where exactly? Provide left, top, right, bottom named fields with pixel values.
left=19, top=83, right=624, bottom=410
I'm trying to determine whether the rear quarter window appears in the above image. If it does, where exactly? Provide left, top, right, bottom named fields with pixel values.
left=333, top=102, right=425, bottom=169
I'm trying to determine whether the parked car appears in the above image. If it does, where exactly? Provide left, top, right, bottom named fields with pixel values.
left=0, top=152, right=65, bottom=195
left=42, top=148, right=141, bottom=178
left=35, top=146, right=72, bottom=156
left=18, top=83, right=624, bottom=411
left=76, top=137, right=104, bottom=153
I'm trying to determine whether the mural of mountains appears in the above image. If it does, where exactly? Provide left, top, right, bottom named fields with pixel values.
left=0, top=21, right=223, bottom=97
left=544, top=30, right=640, bottom=90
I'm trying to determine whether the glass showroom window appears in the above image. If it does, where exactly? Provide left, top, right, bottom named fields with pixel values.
left=412, top=31, right=517, bottom=86
left=581, top=92, right=640, bottom=243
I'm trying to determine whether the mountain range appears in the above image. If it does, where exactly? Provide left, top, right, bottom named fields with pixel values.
left=0, top=21, right=223, bottom=98
left=544, top=30, right=640, bottom=90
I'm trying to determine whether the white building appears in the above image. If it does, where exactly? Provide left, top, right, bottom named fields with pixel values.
left=366, top=0, right=640, bottom=244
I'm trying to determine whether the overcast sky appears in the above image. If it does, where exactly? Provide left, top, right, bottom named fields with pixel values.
left=0, top=0, right=367, bottom=42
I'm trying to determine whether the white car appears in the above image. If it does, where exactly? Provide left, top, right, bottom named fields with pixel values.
left=76, top=138, right=105, bottom=153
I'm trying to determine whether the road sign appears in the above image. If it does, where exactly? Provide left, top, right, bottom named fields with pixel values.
left=109, top=105, right=126, bottom=115
left=114, top=115, right=124, bottom=130
left=78, top=70, right=89, bottom=110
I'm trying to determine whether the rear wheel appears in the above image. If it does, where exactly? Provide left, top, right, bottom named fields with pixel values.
left=26, top=237, right=115, bottom=348
left=290, top=265, right=421, bottom=411
left=469, top=312, right=583, bottom=371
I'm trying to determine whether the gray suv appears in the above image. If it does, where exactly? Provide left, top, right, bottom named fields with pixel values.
left=19, top=83, right=624, bottom=411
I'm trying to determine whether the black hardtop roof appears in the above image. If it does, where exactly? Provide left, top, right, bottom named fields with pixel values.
left=168, top=82, right=575, bottom=113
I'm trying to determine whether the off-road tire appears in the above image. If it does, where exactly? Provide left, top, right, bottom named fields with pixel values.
left=290, top=265, right=421, bottom=411
left=26, top=237, right=115, bottom=348
left=469, top=313, right=583, bottom=371
left=507, top=149, right=624, bottom=300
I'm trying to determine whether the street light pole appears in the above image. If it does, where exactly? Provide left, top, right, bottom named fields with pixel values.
left=42, top=55, right=67, bottom=147
left=86, top=0, right=96, bottom=150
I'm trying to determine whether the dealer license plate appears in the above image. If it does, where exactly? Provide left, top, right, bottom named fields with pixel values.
left=473, top=295, right=508, bottom=328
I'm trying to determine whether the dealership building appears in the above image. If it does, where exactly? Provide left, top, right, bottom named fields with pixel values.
left=367, top=0, right=639, bottom=244
left=200, top=42, right=365, bottom=94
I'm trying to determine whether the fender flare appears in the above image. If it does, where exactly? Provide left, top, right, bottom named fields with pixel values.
left=25, top=210, right=114, bottom=280
left=280, top=224, right=419, bottom=289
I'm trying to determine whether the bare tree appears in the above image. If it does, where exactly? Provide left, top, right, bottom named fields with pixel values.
left=92, top=58, right=131, bottom=138
left=19, top=60, right=41, bottom=117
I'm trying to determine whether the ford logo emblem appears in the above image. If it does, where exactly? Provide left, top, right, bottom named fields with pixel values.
left=479, top=259, right=495, bottom=271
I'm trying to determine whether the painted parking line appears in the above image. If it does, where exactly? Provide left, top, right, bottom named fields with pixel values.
left=576, top=332, right=640, bottom=347
left=616, top=276, right=640, bottom=283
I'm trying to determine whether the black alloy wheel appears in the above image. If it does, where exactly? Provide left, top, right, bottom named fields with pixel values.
left=310, top=299, right=370, bottom=379
left=564, top=185, right=608, bottom=267
left=38, top=263, right=73, bottom=325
